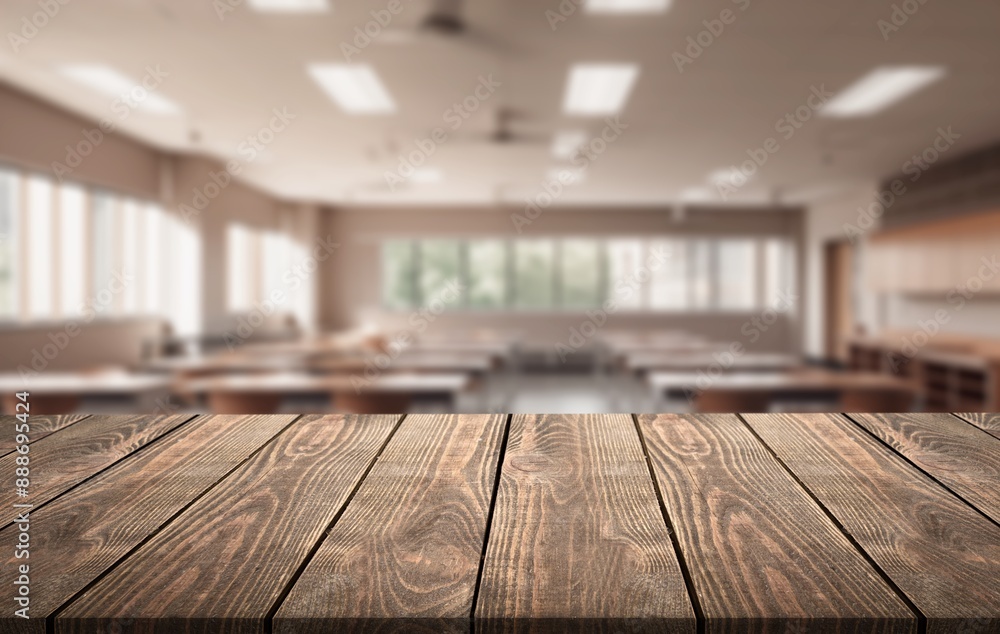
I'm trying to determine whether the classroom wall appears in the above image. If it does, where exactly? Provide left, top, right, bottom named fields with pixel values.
left=0, top=80, right=162, bottom=198
left=317, top=206, right=807, bottom=354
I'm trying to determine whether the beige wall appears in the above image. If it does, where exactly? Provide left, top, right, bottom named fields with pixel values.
left=0, top=80, right=162, bottom=198
left=318, top=206, right=807, bottom=353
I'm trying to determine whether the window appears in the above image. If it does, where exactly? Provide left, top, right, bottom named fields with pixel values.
left=382, top=236, right=796, bottom=313
left=716, top=239, right=757, bottom=311
left=227, top=224, right=254, bottom=313
left=58, top=184, right=87, bottom=318
left=560, top=239, right=602, bottom=308
left=467, top=240, right=506, bottom=308
left=419, top=240, right=461, bottom=304
left=382, top=240, right=417, bottom=310
left=0, top=170, right=19, bottom=319
left=26, top=176, right=55, bottom=320
left=0, top=169, right=203, bottom=332
left=649, top=240, right=687, bottom=311
left=514, top=240, right=555, bottom=309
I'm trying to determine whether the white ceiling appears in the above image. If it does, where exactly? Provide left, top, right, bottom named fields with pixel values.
left=2, top=0, right=1000, bottom=206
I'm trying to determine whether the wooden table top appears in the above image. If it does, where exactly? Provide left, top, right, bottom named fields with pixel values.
left=1, top=412, right=997, bottom=633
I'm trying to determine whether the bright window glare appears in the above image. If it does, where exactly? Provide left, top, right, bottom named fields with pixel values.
left=26, top=177, right=54, bottom=320
left=563, top=64, right=639, bottom=116
left=820, top=66, right=945, bottom=117
left=59, top=64, right=181, bottom=114
left=585, top=0, right=671, bottom=12
left=58, top=185, right=86, bottom=317
left=307, top=64, right=396, bottom=114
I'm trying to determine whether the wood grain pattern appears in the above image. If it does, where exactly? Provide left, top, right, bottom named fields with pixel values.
left=0, top=414, right=297, bottom=634
left=850, top=413, right=1000, bottom=524
left=954, top=413, right=1000, bottom=440
left=475, top=414, right=695, bottom=633
left=638, top=413, right=915, bottom=633
left=273, top=414, right=507, bottom=634
left=56, top=414, right=402, bottom=634
left=0, top=414, right=89, bottom=456
left=0, top=414, right=192, bottom=527
left=742, top=413, right=1000, bottom=633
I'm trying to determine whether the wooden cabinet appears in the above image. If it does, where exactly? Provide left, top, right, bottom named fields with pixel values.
left=848, top=336, right=1000, bottom=411
left=867, top=211, right=1000, bottom=295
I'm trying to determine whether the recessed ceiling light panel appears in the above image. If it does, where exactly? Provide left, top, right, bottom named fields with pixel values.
left=563, top=63, right=639, bottom=116
left=820, top=66, right=945, bottom=118
left=248, top=0, right=329, bottom=13
left=59, top=64, right=181, bottom=114
left=585, top=0, right=671, bottom=13
left=307, top=64, right=396, bottom=114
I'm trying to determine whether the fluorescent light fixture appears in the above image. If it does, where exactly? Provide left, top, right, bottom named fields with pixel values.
left=408, top=168, right=442, bottom=184
left=548, top=167, right=585, bottom=184
left=585, top=0, right=671, bottom=13
left=709, top=168, right=750, bottom=186
left=59, top=64, right=180, bottom=114
left=307, top=64, right=395, bottom=114
left=679, top=186, right=714, bottom=203
left=563, top=63, right=639, bottom=116
left=248, top=0, right=329, bottom=12
left=820, top=66, right=945, bottom=118
left=551, top=130, right=588, bottom=160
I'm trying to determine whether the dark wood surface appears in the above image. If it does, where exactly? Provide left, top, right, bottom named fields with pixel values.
left=742, top=413, right=1000, bottom=633
left=850, top=413, right=1000, bottom=524
left=638, top=413, right=914, bottom=633
left=476, top=414, right=695, bottom=633
left=274, top=413, right=506, bottom=634
left=0, top=415, right=89, bottom=457
left=955, top=412, right=1000, bottom=440
left=0, top=414, right=192, bottom=527
left=0, top=413, right=995, bottom=633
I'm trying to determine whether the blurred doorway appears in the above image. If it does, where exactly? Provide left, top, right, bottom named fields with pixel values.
left=824, top=239, right=855, bottom=364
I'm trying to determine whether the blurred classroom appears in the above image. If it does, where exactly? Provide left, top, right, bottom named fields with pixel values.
left=1, top=0, right=1000, bottom=415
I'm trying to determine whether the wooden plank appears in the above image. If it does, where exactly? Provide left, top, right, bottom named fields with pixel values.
left=475, top=414, right=695, bottom=633
left=742, top=413, right=1000, bottom=633
left=954, top=413, right=1000, bottom=440
left=638, top=413, right=915, bottom=633
left=0, top=414, right=298, bottom=634
left=273, top=414, right=507, bottom=634
left=56, top=414, right=402, bottom=634
left=0, top=414, right=89, bottom=456
left=850, top=413, right=1000, bottom=524
left=0, top=414, right=192, bottom=527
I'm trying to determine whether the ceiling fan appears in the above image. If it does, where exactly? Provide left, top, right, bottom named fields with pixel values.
left=451, top=106, right=549, bottom=147
left=378, top=0, right=511, bottom=55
